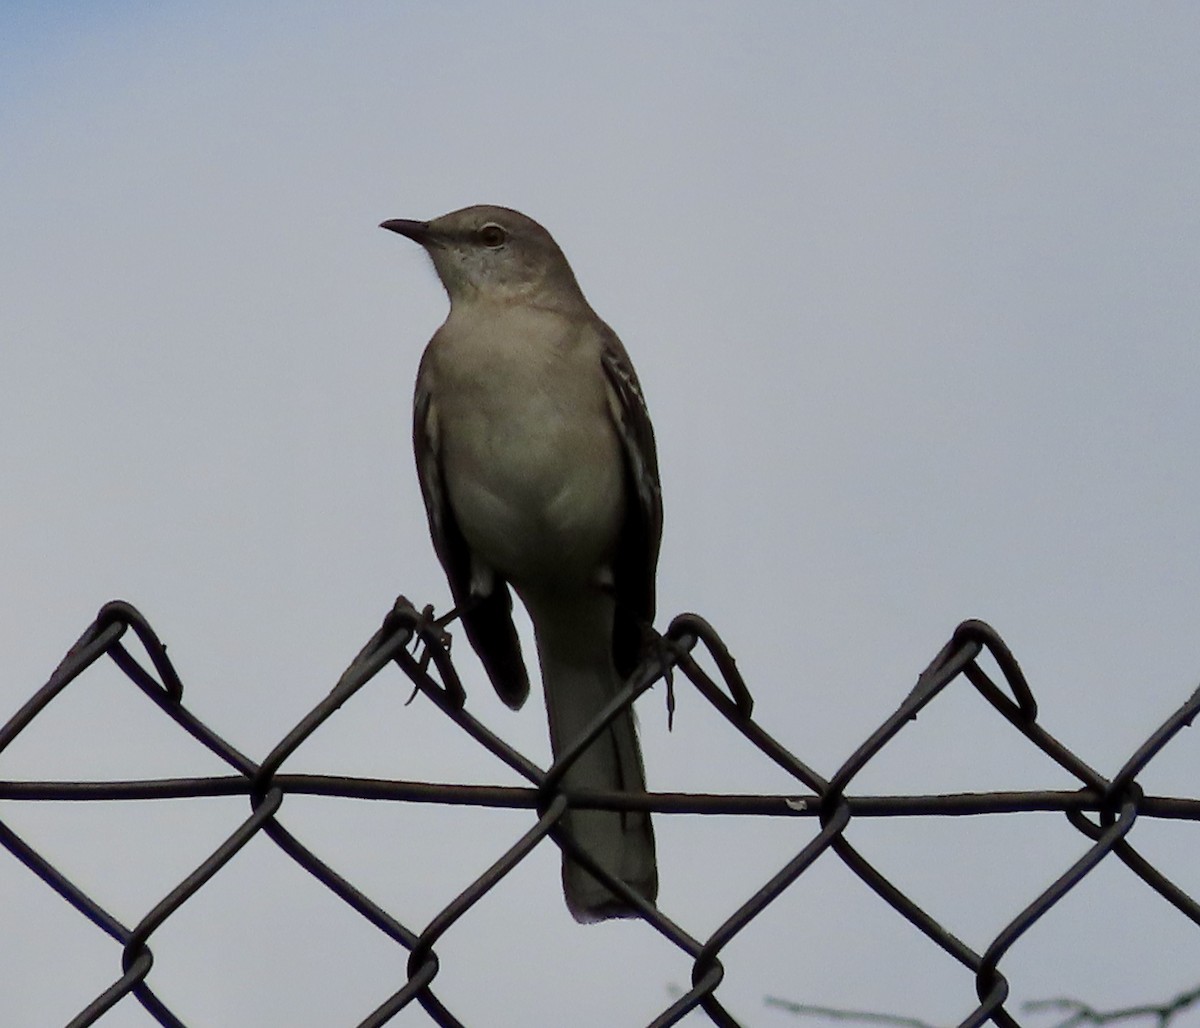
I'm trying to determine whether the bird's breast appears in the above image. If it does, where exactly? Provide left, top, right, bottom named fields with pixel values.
left=424, top=309, right=626, bottom=588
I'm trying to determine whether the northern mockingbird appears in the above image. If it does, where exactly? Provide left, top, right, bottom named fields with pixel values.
left=381, top=205, right=661, bottom=922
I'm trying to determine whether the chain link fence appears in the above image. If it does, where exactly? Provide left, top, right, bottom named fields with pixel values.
left=2, top=599, right=1198, bottom=1027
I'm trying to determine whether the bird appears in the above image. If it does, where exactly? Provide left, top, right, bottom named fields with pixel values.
left=380, top=205, right=662, bottom=922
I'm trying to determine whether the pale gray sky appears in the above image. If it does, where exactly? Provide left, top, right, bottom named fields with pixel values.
left=3, top=4, right=1199, bottom=1026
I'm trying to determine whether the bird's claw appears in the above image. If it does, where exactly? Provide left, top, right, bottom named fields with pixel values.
left=403, top=603, right=455, bottom=704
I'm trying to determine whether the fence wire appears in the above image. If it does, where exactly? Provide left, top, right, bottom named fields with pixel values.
left=2, top=598, right=1198, bottom=1028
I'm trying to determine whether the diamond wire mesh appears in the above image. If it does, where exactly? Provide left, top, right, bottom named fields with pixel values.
left=1, top=598, right=1198, bottom=1027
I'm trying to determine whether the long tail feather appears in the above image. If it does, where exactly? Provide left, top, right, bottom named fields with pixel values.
left=530, top=590, right=657, bottom=921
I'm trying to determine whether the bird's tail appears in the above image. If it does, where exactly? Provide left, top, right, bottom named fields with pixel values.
left=530, top=590, right=657, bottom=922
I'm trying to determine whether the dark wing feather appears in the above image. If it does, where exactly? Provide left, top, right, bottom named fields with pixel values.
left=599, top=326, right=663, bottom=678
left=413, top=379, right=530, bottom=709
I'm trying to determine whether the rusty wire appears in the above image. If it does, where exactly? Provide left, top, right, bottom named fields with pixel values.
left=1, top=599, right=1198, bottom=1027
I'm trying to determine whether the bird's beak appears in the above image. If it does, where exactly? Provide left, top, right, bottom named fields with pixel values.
left=380, top=218, right=434, bottom=244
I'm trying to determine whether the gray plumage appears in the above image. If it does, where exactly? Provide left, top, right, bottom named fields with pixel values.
left=382, top=205, right=661, bottom=921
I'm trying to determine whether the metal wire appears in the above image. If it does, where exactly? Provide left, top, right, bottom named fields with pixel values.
left=1, top=598, right=1197, bottom=1027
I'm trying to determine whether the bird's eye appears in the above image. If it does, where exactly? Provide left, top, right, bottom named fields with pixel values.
left=478, top=224, right=507, bottom=248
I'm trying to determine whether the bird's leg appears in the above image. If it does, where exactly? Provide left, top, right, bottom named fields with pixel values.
left=409, top=592, right=495, bottom=670
left=616, top=608, right=679, bottom=731
left=399, top=602, right=459, bottom=705
left=639, top=623, right=679, bottom=731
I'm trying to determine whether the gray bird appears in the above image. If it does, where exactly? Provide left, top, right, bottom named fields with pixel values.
left=381, top=205, right=661, bottom=921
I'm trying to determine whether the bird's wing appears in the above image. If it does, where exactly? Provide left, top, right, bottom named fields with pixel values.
left=598, top=327, right=663, bottom=676
left=413, top=371, right=531, bottom=709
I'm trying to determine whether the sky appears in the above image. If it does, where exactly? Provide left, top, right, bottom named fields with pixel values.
left=2, top=3, right=1199, bottom=1026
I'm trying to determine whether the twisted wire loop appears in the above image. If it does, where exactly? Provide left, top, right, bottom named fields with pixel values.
left=1, top=599, right=1198, bottom=1026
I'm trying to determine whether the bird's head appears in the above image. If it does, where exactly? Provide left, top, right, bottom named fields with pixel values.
left=381, top=205, right=586, bottom=311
